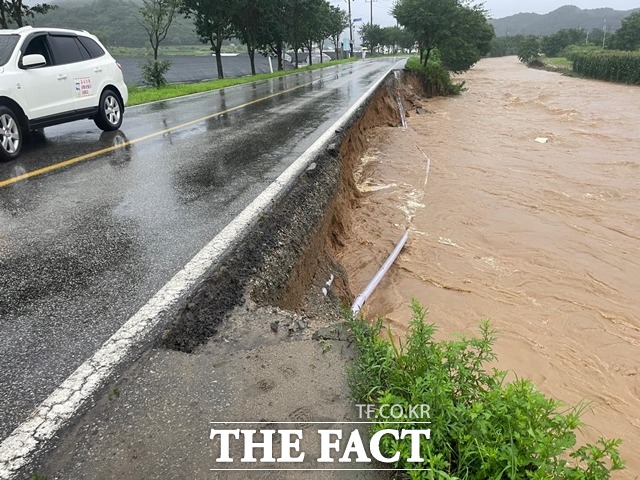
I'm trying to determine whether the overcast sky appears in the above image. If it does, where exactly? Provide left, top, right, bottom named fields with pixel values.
left=334, top=0, right=638, bottom=28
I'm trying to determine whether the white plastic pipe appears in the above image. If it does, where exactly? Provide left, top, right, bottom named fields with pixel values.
left=351, top=230, right=409, bottom=315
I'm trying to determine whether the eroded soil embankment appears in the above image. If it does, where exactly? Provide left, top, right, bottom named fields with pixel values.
left=159, top=76, right=404, bottom=353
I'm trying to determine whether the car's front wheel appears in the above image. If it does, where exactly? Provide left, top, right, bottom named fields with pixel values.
left=0, top=106, right=23, bottom=162
left=94, top=89, right=123, bottom=131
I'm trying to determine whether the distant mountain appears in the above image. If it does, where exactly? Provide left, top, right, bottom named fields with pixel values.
left=31, top=0, right=200, bottom=47
left=490, top=5, right=639, bottom=37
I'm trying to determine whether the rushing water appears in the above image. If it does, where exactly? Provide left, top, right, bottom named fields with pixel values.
left=340, top=56, right=640, bottom=475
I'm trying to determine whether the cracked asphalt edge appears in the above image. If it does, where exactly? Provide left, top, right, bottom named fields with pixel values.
left=0, top=58, right=405, bottom=479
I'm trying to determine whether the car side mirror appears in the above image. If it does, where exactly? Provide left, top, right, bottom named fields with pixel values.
left=22, top=54, right=47, bottom=68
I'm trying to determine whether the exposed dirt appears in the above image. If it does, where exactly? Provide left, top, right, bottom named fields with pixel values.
left=160, top=80, right=403, bottom=353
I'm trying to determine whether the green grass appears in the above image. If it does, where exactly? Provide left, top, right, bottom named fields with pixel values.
left=127, top=57, right=358, bottom=106
left=543, top=57, right=573, bottom=68
left=348, top=300, right=625, bottom=479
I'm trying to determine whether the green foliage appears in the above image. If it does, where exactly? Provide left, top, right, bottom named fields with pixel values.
left=393, top=0, right=494, bottom=72
left=562, top=44, right=604, bottom=62
left=609, top=11, right=640, bottom=51
left=140, top=59, right=172, bottom=88
left=348, top=300, right=625, bottom=479
left=359, top=24, right=415, bottom=54
left=405, top=57, right=464, bottom=97
left=326, top=5, right=350, bottom=58
left=138, top=0, right=178, bottom=60
left=540, top=28, right=585, bottom=57
left=488, top=35, right=526, bottom=57
left=438, top=5, right=494, bottom=73
left=572, top=50, right=640, bottom=84
left=517, top=35, right=540, bottom=64
left=0, top=0, right=57, bottom=29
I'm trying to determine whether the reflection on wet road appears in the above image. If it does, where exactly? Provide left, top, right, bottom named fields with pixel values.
left=0, top=59, right=401, bottom=439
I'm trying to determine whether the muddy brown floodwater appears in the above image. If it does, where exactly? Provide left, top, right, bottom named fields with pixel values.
left=339, top=56, right=640, bottom=476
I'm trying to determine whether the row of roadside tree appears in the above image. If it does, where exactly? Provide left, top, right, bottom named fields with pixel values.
left=140, top=0, right=351, bottom=82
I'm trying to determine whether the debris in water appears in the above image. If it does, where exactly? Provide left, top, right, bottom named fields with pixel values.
left=416, top=108, right=429, bottom=115
left=535, top=137, right=549, bottom=144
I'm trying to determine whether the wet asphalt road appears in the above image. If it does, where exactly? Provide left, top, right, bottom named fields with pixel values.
left=0, top=58, right=402, bottom=441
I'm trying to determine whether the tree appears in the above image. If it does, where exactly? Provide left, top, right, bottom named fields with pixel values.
left=359, top=23, right=384, bottom=53
left=586, top=28, right=604, bottom=47
left=138, top=0, right=176, bottom=61
left=137, top=0, right=177, bottom=88
left=326, top=4, right=349, bottom=60
left=284, top=0, right=315, bottom=68
left=540, top=28, right=584, bottom=57
left=256, top=0, right=290, bottom=71
left=610, top=11, right=640, bottom=51
left=312, top=0, right=335, bottom=63
left=517, top=35, right=540, bottom=64
left=382, top=26, right=411, bottom=54
left=393, top=0, right=459, bottom=65
left=488, top=35, right=525, bottom=57
left=438, top=4, right=494, bottom=72
left=393, top=0, right=493, bottom=71
left=180, top=0, right=234, bottom=79
left=232, top=0, right=263, bottom=75
left=301, top=0, right=324, bottom=66
left=0, top=0, right=56, bottom=29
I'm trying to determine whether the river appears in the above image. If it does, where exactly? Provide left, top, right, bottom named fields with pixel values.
left=339, top=56, right=640, bottom=476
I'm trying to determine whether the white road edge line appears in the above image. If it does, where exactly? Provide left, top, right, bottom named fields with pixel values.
left=0, top=58, right=405, bottom=478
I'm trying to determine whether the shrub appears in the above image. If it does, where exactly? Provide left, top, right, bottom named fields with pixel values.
left=140, top=59, right=171, bottom=88
left=517, top=35, right=540, bottom=64
left=348, top=300, right=625, bottom=479
left=405, top=57, right=464, bottom=97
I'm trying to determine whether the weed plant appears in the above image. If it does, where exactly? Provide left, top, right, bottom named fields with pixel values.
left=348, top=300, right=624, bottom=479
left=405, top=57, right=464, bottom=96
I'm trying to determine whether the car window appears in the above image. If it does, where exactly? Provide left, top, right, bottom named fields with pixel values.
left=48, top=34, right=86, bottom=65
left=0, top=35, right=19, bottom=66
left=78, top=37, right=105, bottom=59
left=22, top=34, right=53, bottom=67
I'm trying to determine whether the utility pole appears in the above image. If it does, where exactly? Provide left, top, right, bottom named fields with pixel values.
left=602, top=18, right=607, bottom=48
left=370, top=0, right=373, bottom=26
left=347, top=0, right=354, bottom=57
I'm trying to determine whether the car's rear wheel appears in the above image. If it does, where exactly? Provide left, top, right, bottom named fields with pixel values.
left=94, top=89, right=123, bottom=131
left=0, top=106, right=22, bottom=162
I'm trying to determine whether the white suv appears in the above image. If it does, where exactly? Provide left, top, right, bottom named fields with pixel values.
left=0, top=26, right=128, bottom=161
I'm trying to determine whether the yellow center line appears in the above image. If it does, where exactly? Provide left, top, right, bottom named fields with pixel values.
left=0, top=80, right=315, bottom=189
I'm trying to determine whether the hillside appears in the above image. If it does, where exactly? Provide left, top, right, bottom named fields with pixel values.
left=490, top=5, right=639, bottom=37
left=31, top=0, right=200, bottom=47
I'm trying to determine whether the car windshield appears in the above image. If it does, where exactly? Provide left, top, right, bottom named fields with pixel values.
left=0, top=34, right=19, bottom=66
